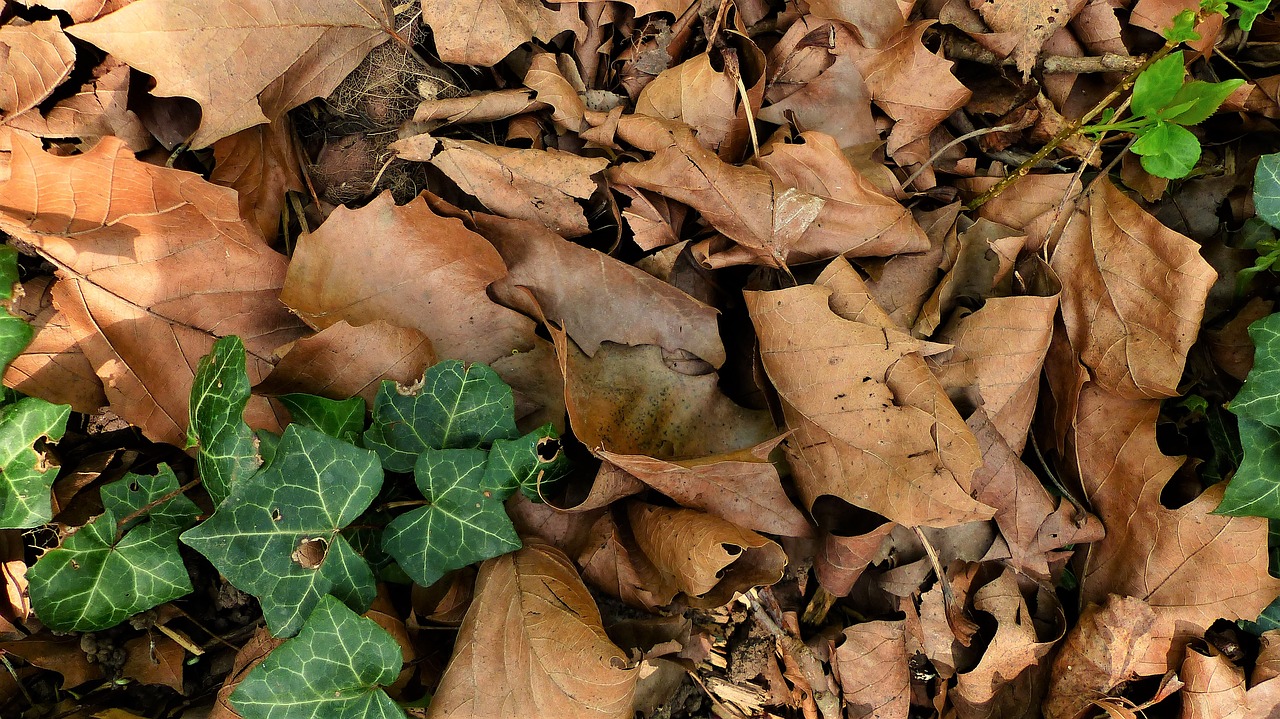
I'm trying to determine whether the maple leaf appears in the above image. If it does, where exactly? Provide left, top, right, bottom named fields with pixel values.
left=68, top=0, right=394, bottom=147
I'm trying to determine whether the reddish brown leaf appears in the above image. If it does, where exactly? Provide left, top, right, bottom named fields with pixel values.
left=0, top=632, right=105, bottom=688
left=578, top=509, right=680, bottom=610
left=121, top=633, right=184, bottom=693
left=832, top=620, right=910, bottom=719
left=210, top=117, right=305, bottom=244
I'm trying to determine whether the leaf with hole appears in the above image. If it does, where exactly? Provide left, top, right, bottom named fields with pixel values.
left=27, top=465, right=199, bottom=631
left=181, top=424, right=383, bottom=637
left=230, top=595, right=407, bottom=719
left=0, top=392, right=71, bottom=529
left=484, top=423, right=569, bottom=501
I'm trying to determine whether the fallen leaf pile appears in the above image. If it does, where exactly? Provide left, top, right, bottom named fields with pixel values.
left=0, top=0, right=1278, bottom=717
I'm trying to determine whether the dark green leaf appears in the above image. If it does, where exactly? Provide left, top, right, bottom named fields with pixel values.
left=0, top=395, right=70, bottom=528
left=1161, top=78, right=1247, bottom=125
left=1228, top=312, right=1280, bottom=425
left=484, top=424, right=570, bottom=501
left=1255, top=153, right=1280, bottom=230
left=231, top=595, right=406, bottom=719
left=381, top=448, right=520, bottom=587
left=1132, top=121, right=1201, bottom=178
left=28, top=465, right=199, bottom=631
left=364, top=361, right=518, bottom=472
left=181, top=425, right=383, bottom=637
left=1132, top=52, right=1187, bottom=118
left=0, top=247, right=33, bottom=378
left=188, top=336, right=260, bottom=505
left=279, top=393, right=365, bottom=444
left=1216, top=417, right=1280, bottom=518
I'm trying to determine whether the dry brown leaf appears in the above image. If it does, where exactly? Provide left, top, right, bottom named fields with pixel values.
left=857, top=203, right=957, bottom=330
left=805, top=0, right=910, bottom=47
left=427, top=540, right=637, bottom=719
left=0, top=632, right=105, bottom=688
left=17, top=0, right=123, bottom=23
left=610, top=116, right=928, bottom=269
left=614, top=185, right=689, bottom=251
left=578, top=508, right=680, bottom=610
left=0, top=132, right=304, bottom=446
left=69, top=0, right=392, bottom=147
left=1043, top=595, right=1157, bottom=719
left=745, top=259, right=994, bottom=529
left=974, top=0, right=1088, bottom=78
left=209, top=626, right=282, bottom=719
left=553, top=327, right=776, bottom=460
left=210, top=116, right=305, bottom=244
left=814, top=521, right=894, bottom=596
left=960, top=173, right=1081, bottom=252
left=1209, top=297, right=1274, bottom=381
left=627, top=501, right=786, bottom=608
left=828, top=619, right=907, bottom=718
left=524, top=52, right=590, bottom=134
left=1051, top=179, right=1216, bottom=399
left=759, top=50, right=878, bottom=151
left=422, top=0, right=584, bottom=67
left=1070, top=385, right=1280, bottom=674
left=4, top=276, right=105, bottom=414
left=5, top=57, right=150, bottom=152
left=414, top=88, right=548, bottom=127
left=426, top=139, right=608, bottom=238
left=563, top=0, right=697, bottom=16
left=1180, top=645, right=1247, bottom=719
left=256, top=319, right=435, bottom=408
left=597, top=436, right=810, bottom=537
left=915, top=218, right=1027, bottom=337
left=0, top=19, right=75, bottom=121
left=121, top=633, right=184, bottom=693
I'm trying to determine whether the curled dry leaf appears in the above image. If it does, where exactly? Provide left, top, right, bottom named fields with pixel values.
left=578, top=508, right=680, bottom=611
left=832, top=619, right=910, bottom=719
left=69, top=0, right=392, bottom=148
left=1052, top=179, right=1216, bottom=399
left=421, top=0, right=585, bottom=67
left=1043, top=595, right=1157, bottom=719
left=627, top=501, right=787, bottom=608
left=745, top=258, right=994, bottom=529
left=0, top=132, right=305, bottom=446
left=814, top=521, right=894, bottom=596
left=0, top=19, right=75, bottom=121
left=413, top=88, right=548, bottom=128
left=427, top=540, right=637, bottom=719
left=804, top=0, right=910, bottom=48
left=210, top=117, right=306, bottom=244
left=1179, top=645, right=1247, bottom=719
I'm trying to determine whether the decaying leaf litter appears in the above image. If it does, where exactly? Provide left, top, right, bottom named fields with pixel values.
left=0, top=0, right=1279, bottom=716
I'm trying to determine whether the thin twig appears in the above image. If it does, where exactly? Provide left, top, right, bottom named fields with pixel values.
left=113, top=478, right=201, bottom=544
left=897, top=122, right=1019, bottom=193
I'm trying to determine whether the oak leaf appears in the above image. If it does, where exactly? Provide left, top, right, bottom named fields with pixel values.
left=832, top=620, right=910, bottom=719
left=68, top=0, right=393, bottom=147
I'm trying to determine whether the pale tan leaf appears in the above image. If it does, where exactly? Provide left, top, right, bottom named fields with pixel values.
left=5, top=276, right=106, bottom=414
left=6, top=57, right=150, bottom=152
left=421, top=0, right=584, bottom=67
left=832, top=620, right=910, bottom=719
left=1043, top=595, right=1157, bottom=719
left=1180, top=646, right=1247, bottom=719
left=0, top=19, right=75, bottom=121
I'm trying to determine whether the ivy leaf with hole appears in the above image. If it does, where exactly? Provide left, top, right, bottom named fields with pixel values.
left=27, top=465, right=199, bottom=631
left=484, top=423, right=570, bottom=501
left=0, top=390, right=71, bottom=529
left=188, top=335, right=260, bottom=505
left=363, top=361, right=519, bottom=472
left=279, top=393, right=364, bottom=444
left=231, top=595, right=407, bottom=719
left=182, top=424, right=383, bottom=637
left=382, top=447, right=521, bottom=588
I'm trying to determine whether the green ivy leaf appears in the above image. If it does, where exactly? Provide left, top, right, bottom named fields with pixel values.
left=1132, top=52, right=1187, bottom=118
left=381, top=448, right=520, bottom=587
left=0, top=246, right=33, bottom=377
left=28, top=465, right=199, bottom=631
left=279, top=394, right=365, bottom=445
left=1132, top=121, right=1201, bottom=178
left=182, top=425, right=383, bottom=637
left=1161, top=78, right=1247, bottom=125
left=0, top=394, right=71, bottom=528
left=1216, top=417, right=1280, bottom=518
left=364, top=361, right=519, bottom=472
left=188, top=336, right=259, bottom=505
left=1228, top=312, right=1280, bottom=425
left=484, top=424, right=570, bottom=501
left=1255, top=153, right=1280, bottom=231
left=230, top=595, right=406, bottom=719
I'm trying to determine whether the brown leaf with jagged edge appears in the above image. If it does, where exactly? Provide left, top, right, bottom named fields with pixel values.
left=626, top=501, right=786, bottom=608
left=1043, top=595, right=1158, bottom=719
left=424, top=139, right=608, bottom=238
left=1069, top=385, right=1280, bottom=674
left=959, top=173, right=1081, bottom=251
left=1179, top=645, right=1247, bottom=719
left=421, top=0, right=584, bottom=67
left=4, top=276, right=105, bottom=414
left=973, top=0, right=1087, bottom=78
left=468, top=211, right=726, bottom=368
left=967, top=408, right=1103, bottom=580
left=6, top=57, right=150, bottom=152
left=563, top=0, right=696, bottom=17
left=68, top=0, right=392, bottom=148
left=745, top=257, right=994, bottom=529
left=0, top=131, right=305, bottom=446
left=598, top=436, right=810, bottom=537
left=1051, top=179, right=1216, bottom=399
left=0, top=19, right=75, bottom=121
left=578, top=509, right=680, bottom=611
left=832, top=620, right=910, bottom=719
left=757, top=35, right=879, bottom=151
left=256, top=320, right=435, bottom=408
left=609, top=115, right=928, bottom=269
left=210, top=117, right=306, bottom=244
left=427, top=540, right=637, bottom=719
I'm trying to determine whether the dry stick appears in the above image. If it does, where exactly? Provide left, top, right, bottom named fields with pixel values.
left=113, top=478, right=202, bottom=544
left=897, top=122, right=1020, bottom=193
left=965, top=36, right=1187, bottom=211
left=941, top=33, right=1143, bottom=74
left=743, top=589, right=841, bottom=719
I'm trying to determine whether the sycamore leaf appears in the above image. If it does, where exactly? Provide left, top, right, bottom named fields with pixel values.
left=0, top=246, right=33, bottom=381
left=381, top=448, right=521, bottom=588
left=0, top=19, right=75, bottom=120
left=231, top=596, right=406, bottom=719
left=27, top=465, right=198, bottom=632
left=0, top=392, right=70, bottom=529
left=188, top=336, right=259, bottom=506
left=364, top=361, right=518, bottom=473
left=68, top=0, right=392, bottom=147
left=278, top=394, right=365, bottom=445
left=427, top=540, right=636, bottom=719
left=181, top=425, right=383, bottom=637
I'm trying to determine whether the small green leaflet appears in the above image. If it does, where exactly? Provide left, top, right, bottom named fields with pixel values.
left=0, top=246, right=33, bottom=377
left=381, top=448, right=520, bottom=588
left=182, top=425, right=383, bottom=637
left=1132, top=53, right=1186, bottom=118
left=364, top=361, right=518, bottom=472
left=0, top=393, right=71, bottom=528
left=28, top=465, right=199, bottom=632
left=1256, top=153, right=1280, bottom=231
left=231, top=595, right=407, bottom=719
left=279, top=393, right=364, bottom=444
left=1221, top=312, right=1280, bottom=518
left=1131, top=121, right=1201, bottom=179
left=485, top=424, right=570, bottom=501
left=188, top=336, right=260, bottom=505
